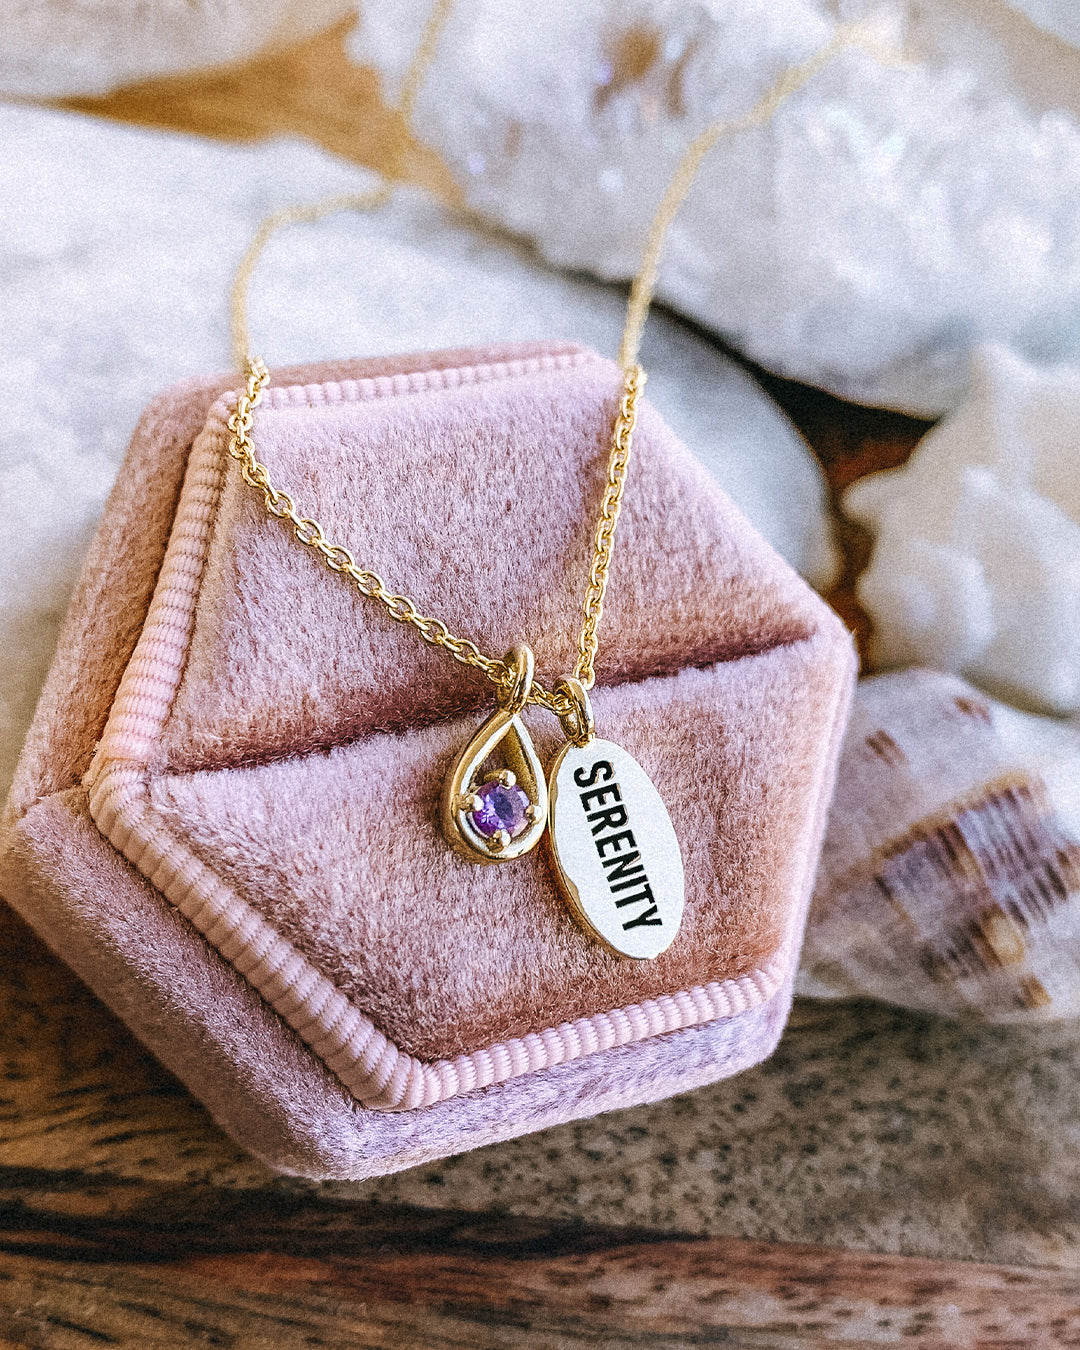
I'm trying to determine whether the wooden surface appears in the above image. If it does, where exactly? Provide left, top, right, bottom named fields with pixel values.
left=4, top=1177, right=1078, bottom=1349
left=4, top=18, right=1075, bottom=1349
left=7, top=857, right=1080, bottom=1346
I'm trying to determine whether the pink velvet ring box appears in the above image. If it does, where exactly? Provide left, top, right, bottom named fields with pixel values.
left=0, top=341, right=855, bottom=1179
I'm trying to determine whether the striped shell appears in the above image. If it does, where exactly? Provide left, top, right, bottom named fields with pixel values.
left=801, top=669, right=1080, bottom=1022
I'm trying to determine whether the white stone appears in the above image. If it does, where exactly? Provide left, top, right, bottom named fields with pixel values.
left=1003, top=0, right=1080, bottom=49
left=351, top=0, right=1080, bottom=415
left=0, top=104, right=836, bottom=800
left=845, top=345, right=1080, bottom=715
left=0, top=0, right=353, bottom=98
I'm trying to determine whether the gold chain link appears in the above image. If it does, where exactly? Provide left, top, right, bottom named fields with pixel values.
left=226, top=356, right=642, bottom=715
left=225, top=15, right=881, bottom=717
left=574, top=365, right=646, bottom=690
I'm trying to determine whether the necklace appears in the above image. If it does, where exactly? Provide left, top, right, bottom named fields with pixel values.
left=226, top=354, right=685, bottom=958
left=224, top=4, right=865, bottom=958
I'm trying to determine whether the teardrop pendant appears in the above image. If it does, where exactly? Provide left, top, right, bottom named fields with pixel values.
left=441, top=645, right=549, bottom=863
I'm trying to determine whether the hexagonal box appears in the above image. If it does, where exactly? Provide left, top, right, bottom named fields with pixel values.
left=0, top=342, right=854, bottom=1178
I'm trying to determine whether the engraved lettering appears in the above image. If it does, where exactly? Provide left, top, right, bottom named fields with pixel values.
left=579, top=783, right=622, bottom=812
left=584, top=770, right=664, bottom=932
left=614, top=882, right=654, bottom=909
left=589, top=803, right=629, bottom=835
left=623, top=904, right=662, bottom=929
left=573, top=760, right=614, bottom=788
left=596, top=829, right=636, bottom=859
left=602, top=851, right=645, bottom=890
left=550, top=738, right=683, bottom=960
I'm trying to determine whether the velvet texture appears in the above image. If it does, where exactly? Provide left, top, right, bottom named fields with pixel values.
left=1, top=342, right=854, bottom=1177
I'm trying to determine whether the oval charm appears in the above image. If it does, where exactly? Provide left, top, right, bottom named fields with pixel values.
left=548, top=738, right=684, bottom=959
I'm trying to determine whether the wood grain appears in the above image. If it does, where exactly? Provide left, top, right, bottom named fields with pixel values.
left=2, top=1172, right=1077, bottom=1349
left=0, top=903, right=260, bottom=1186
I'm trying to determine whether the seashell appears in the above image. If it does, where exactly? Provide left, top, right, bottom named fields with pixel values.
left=799, top=669, right=1080, bottom=1023
left=846, top=345, right=1080, bottom=715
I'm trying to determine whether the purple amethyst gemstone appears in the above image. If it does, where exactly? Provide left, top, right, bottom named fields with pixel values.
left=469, top=779, right=530, bottom=839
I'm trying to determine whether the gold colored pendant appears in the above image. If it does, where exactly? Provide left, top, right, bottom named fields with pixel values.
left=547, top=678, right=684, bottom=960
left=441, top=645, right=548, bottom=864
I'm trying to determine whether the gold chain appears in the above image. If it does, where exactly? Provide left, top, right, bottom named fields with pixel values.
left=226, top=16, right=880, bottom=715
left=226, top=357, right=636, bottom=714
left=574, top=365, right=645, bottom=688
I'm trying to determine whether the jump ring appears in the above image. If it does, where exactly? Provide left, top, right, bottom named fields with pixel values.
left=553, top=675, right=595, bottom=748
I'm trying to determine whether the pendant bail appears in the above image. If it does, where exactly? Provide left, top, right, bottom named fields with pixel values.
left=554, top=675, right=595, bottom=748
left=498, top=643, right=535, bottom=715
